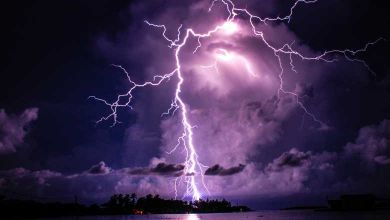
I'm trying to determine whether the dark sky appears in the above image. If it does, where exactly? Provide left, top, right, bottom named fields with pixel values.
left=0, top=0, right=389, bottom=209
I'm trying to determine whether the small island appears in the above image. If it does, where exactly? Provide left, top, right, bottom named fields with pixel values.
left=0, top=193, right=251, bottom=218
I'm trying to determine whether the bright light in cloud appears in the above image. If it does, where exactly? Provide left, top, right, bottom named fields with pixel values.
left=214, top=49, right=257, bottom=77
left=221, top=21, right=239, bottom=35
left=239, top=56, right=257, bottom=77
left=215, top=48, right=233, bottom=61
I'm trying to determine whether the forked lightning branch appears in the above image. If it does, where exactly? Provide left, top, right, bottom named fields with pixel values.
left=90, top=0, right=382, bottom=200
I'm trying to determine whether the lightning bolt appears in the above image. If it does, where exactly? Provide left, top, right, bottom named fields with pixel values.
left=90, top=0, right=383, bottom=200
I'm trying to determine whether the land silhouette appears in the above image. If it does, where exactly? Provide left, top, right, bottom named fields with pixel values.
left=282, top=194, right=390, bottom=212
left=0, top=193, right=250, bottom=218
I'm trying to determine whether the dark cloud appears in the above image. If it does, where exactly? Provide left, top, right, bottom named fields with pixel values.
left=205, top=164, right=246, bottom=176
left=344, top=119, right=390, bottom=165
left=127, top=162, right=185, bottom=177
left=243, top=98, right=279, bottom=123
left=295, top=83, right=314, bottom=98
left=0, top=166, right=118, bottom=203
left=1, top=121, right=389, bottom=205
left=0, top=167, right=62, bottom=187
left=151, top=163, right=185, bottom=174
left=82, top=161, right=186, bottom=177
left=0, top=162, right=177, bottom=202
left=257, top=120, right=390, bottom=196
left=0, top=108, right=38, bottom=154
left=374, top=155, right=390, bottom=165
left=87, top=161, right=111, bottom=175
left=266, top=148, right=311, bottom=172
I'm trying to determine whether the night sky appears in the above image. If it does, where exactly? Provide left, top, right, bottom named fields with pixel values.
left=0, top=0, right=389, bottom=209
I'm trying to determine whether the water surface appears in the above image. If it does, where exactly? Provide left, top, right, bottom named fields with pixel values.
left=44, top=210, right=390, bottom=220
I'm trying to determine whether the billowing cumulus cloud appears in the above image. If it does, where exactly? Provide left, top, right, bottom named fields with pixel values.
left=0, top=167, right=62, bottom=187
left=87, top=161, right=112, bottom=175
left=0, top=108, right=38, bottom=154
left=201, top=120, right=390, bottom=198
left=266, top=148, right=311, bottom=172
left=0, top=161, right=182, bottom=202
left=1, top=117, right=390, bottom=202
left=344, top=119, right=390, bottom=165
left=205, top=164, right=245, bottom=176
left=203, top=149, right=321, bottom=197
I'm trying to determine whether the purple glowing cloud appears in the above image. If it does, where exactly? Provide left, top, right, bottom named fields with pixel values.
left=91, top=0, right=383, bottom=200
left=0, top=108, right=38, bottom=154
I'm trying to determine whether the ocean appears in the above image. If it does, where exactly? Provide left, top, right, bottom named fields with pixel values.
left=43, top=210, right=390, bottom=220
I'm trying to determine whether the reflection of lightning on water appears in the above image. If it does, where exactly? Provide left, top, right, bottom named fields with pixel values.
left=90, top=0, right=382, bottom=200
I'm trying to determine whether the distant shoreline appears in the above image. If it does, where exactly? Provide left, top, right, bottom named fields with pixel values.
left=281, top=194, right=390, bottom=212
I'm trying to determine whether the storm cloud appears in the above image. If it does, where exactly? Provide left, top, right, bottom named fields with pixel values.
left=93, top=0, right=389, bottom=200
left=205, top=164, right=246, bottom=176
left=0, top=161, right=182, bottom=202
left=87, top=161, right=112, bottom=175
left=126, top=162, right=185, bottom=177
left=0, top=0, right=388, bottom=208
left=0, top=108, right=38, bottom=154
left=266, top=148, right=311, bottom=172
left=344, top=119, right=390, bottom=165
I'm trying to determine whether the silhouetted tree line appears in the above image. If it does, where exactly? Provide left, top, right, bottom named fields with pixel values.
left=0, top=193, right=250, bottom=218
left=102, top=193, right=250, bottom=214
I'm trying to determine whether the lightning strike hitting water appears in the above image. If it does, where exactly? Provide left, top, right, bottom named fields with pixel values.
left=90, top=0, right=382, bottom=200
